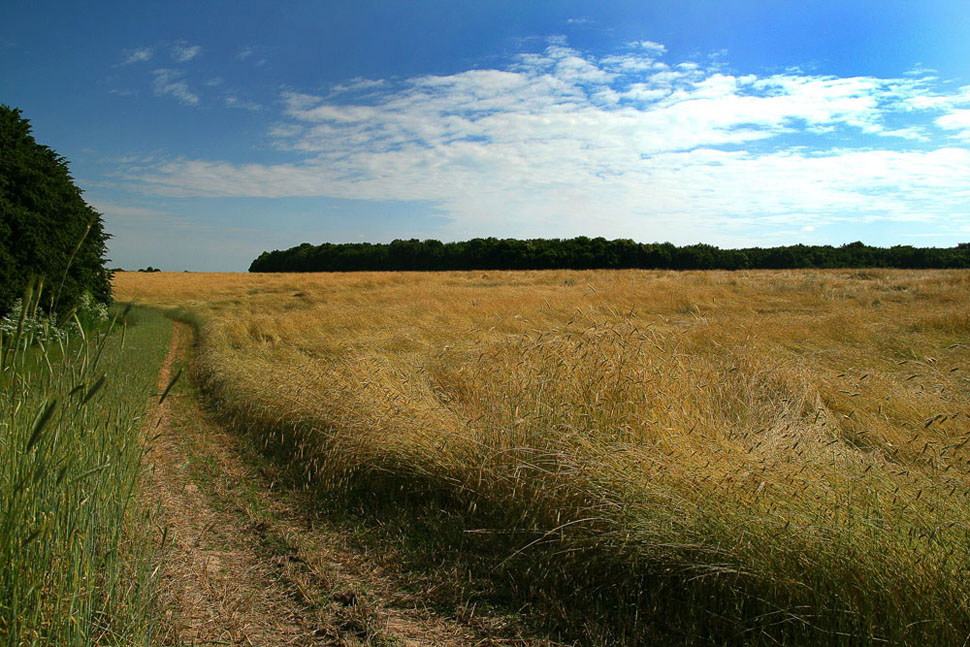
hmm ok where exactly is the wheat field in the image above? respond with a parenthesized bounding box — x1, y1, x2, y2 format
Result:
(115, 269, 970, 644)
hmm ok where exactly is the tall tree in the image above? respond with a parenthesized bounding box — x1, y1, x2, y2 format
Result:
(0, 105, 111, 317)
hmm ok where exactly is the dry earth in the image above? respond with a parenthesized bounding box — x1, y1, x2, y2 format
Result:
(144, 321, 551, 646)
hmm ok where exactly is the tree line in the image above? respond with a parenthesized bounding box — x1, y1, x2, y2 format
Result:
(250, 238, 970, 273)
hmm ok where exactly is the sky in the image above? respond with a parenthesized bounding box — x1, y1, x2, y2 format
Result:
(2, 1, 970, 271)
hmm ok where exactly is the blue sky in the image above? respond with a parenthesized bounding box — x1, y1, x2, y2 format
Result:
(2, 1, 970, 271)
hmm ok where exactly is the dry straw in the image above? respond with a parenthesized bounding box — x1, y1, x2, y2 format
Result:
(116, 268, 970, 644)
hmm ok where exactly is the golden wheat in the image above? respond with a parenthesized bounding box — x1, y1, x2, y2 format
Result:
(115, 269, 970, 644)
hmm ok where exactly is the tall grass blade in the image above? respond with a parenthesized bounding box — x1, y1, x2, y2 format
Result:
(26, 399, 58, 451)
(81, 375, 107, 405)
(52, 213, 95, 313)
(158, 367, 181, 404)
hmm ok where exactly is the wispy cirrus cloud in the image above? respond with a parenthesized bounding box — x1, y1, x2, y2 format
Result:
(235, 45, 267, 66)
(121, 40, 970, 243)
(225, 95, 261, 111)
(122, 47, 153, 64)
(171, 41, 202, 62)
(151, 68, 199, 105)
(329, 77, 387, 95)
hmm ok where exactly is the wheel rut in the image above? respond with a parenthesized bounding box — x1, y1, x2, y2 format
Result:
(144, 321, 546, 646)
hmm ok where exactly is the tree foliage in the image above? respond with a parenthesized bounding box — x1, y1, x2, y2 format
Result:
(250, 237, 970, 273)
(0, 105, 111, 317)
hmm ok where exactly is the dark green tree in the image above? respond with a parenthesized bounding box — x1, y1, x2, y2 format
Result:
(250, 237, 970, 273)
(0, 105, 111, 317)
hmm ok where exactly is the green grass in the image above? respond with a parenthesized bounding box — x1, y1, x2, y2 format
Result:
(0, 298, 171, 646)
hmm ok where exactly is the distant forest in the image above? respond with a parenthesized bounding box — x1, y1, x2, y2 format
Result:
(249, 238, 970, 273)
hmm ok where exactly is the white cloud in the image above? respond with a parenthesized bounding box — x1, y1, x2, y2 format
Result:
(937, 109, 970, 141)
(122, 42, 970, 242)
(630, 40, 667, 56)
(89, 200, 169, 220)
(122, 47, 153, 64)
(225, 96, 262, 111)
(171, 42, 202, 62)
(151, 69, 199, 105)
(267, 122, 304, 138)
(330, 77, 387, 95)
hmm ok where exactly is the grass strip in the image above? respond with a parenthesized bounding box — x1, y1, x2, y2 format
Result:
(0, 302, 171, 646)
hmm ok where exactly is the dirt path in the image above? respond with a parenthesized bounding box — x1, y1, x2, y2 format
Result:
(144, 321, 548, 646)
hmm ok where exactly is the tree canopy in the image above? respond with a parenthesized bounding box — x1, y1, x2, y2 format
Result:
(250, 237, 970, 273)
(0, 105, 111, 317)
